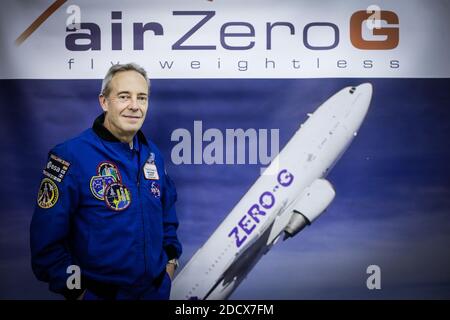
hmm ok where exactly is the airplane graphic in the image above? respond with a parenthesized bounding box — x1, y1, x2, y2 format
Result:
(171, 83, 373, 300)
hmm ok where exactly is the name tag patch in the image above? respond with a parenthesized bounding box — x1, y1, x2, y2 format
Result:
(143, 153, 159, 180)
(143, 163, 159, 180)
(43, 154, 70, 183)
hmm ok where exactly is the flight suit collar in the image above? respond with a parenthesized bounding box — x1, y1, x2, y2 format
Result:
(93, 113, 149, 148)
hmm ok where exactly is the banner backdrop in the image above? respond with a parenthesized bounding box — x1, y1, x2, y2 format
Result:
(0, 0, 449, 299)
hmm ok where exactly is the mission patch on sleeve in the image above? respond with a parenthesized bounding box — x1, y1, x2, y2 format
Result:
(37, 178, 59, 209)
(43, 154, 71, 183)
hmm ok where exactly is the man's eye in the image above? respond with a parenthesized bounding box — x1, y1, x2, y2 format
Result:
(138, 96, 148, 101)
(119, 95, 130, 100)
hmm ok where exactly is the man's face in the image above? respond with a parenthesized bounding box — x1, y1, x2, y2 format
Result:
(99, 70, 149, 139)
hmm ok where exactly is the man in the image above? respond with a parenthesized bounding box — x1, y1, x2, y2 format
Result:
(30, 63, 182, 300)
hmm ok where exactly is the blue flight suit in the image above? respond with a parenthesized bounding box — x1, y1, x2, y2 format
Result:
(30, 114, 182, 300)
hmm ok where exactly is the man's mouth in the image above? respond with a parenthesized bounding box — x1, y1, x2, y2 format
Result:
(122, 115, 141, 119)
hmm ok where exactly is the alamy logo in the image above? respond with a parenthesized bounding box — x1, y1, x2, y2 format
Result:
(66, 265, 81, 290)
(171, 121, 279, 170)
(366, 264, 381, 290)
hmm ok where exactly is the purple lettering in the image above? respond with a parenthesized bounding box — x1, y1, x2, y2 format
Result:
(278, 169, 294, 187)
(228, 226, 247, 248)
(259, 191, 275, 209)
(238, 215, 256, 235)
(247, 204, 266, 223)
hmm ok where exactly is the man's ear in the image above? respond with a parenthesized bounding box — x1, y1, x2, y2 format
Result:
(99, 95, 108, 112)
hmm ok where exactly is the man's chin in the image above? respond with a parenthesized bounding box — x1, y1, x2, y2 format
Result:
(123, 117, 143, 127)
(120, 123, 143, 135)
(125, 126, 142, 134)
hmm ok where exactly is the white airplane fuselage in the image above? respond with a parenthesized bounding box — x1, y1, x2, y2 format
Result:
(171, 83, 373, 300)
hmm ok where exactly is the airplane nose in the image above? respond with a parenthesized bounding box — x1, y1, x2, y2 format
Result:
(356, 83, 373, 115)
(357, 83, 373, 97)
(347, 83, 372, 129)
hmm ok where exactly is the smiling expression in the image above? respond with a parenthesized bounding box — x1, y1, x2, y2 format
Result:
(99, 70, 149, 142)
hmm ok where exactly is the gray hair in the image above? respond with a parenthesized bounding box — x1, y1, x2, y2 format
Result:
(100, 63, 150, 97)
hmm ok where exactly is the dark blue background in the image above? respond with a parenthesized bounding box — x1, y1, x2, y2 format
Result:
(1, 78, 449, 299)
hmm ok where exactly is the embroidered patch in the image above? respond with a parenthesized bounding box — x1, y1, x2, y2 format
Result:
(104, 183, 131, 211)
(150, 182, 161, 199)
(43, 154, 70, 183)
(37, 178, 59, 209)
(97, 161, 121, 182)
(90, 175, 116, 200)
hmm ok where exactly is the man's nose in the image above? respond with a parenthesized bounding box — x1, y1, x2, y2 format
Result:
(128, 97, 139, 110)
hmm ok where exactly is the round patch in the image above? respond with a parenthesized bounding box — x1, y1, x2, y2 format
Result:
(104, 183, 131, 211)
(37, 178, 59, 209)
(90, 175, 116, 200)
(97, 161, 121, 182)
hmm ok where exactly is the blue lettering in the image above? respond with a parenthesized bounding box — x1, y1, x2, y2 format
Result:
(220, 22, 255, 50)
(303, 22, 339, 50)
(65, 23, 101, 51)
(172, 11, 216, 50)
(266, 22, 295, 50)
(111, 11, 122, 50)
(133, 22, 164, 50)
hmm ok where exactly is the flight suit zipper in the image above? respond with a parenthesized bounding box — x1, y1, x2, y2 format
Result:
(135, 149, 149, 281)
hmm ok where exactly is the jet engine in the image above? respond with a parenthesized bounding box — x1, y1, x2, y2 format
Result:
(284, 179, 335, 238)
